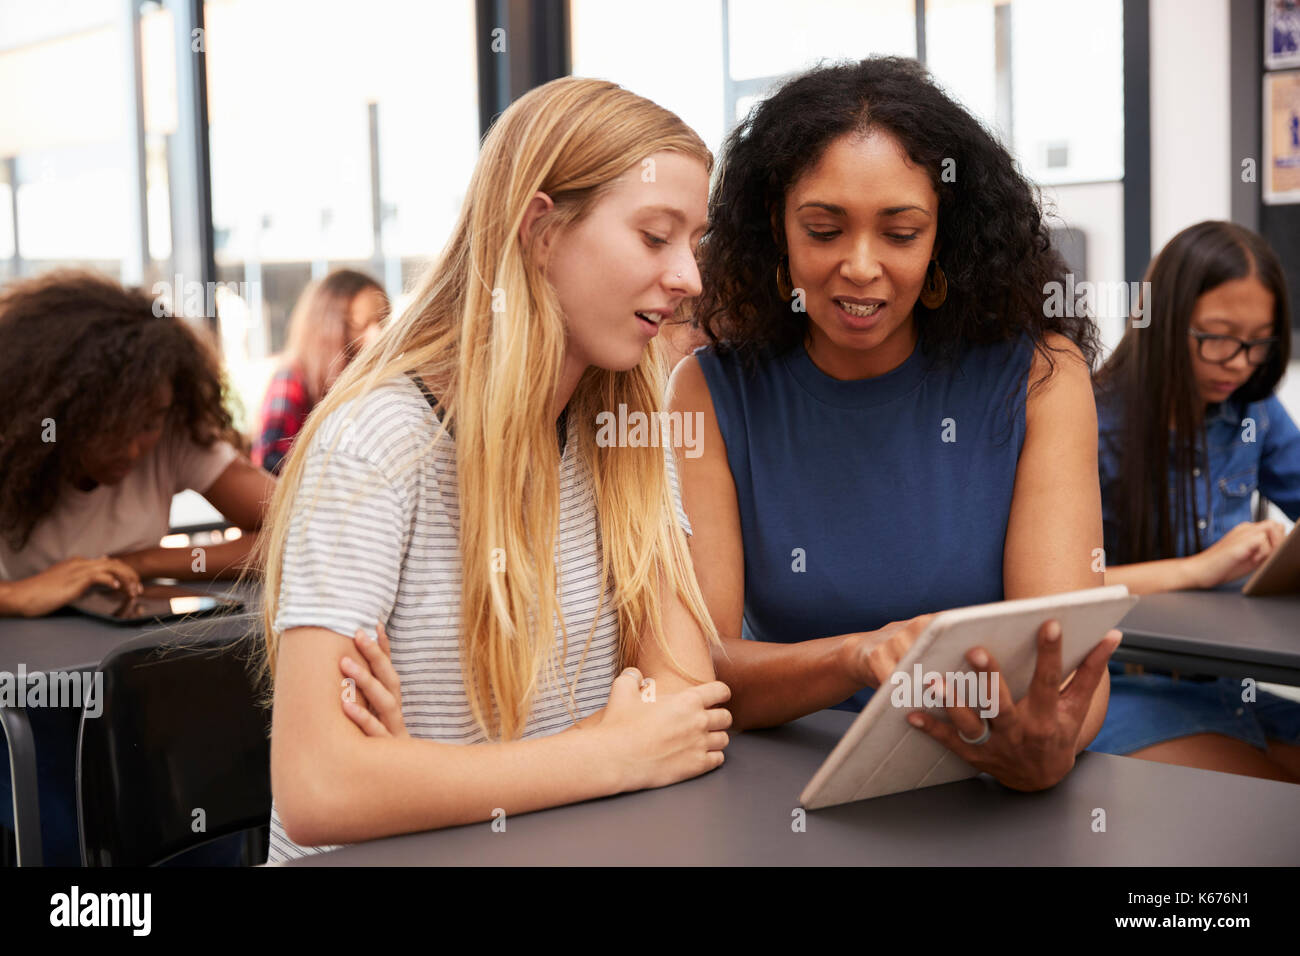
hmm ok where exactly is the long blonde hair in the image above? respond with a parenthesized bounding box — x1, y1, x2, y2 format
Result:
(259, 77, 720, 740)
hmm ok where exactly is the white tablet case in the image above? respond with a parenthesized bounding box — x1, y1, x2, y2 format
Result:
(800, 585, 1139, 810)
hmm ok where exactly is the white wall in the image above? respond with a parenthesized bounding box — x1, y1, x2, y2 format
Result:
(1149, 0, 1298, 445)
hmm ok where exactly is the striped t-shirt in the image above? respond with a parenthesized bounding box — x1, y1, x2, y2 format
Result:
(267, 374, 692, 862)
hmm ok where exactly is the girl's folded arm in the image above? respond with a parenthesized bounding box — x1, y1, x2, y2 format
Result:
(629, 569, 719, 696)
(272, 625, 623, 846)
(559, 582, 719, 732)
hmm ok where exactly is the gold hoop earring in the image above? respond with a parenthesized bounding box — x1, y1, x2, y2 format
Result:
(776, 255, 793, 300)
(920, 259, 948, 309)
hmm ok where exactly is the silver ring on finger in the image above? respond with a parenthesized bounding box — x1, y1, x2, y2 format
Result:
(957, 717, 991, 746)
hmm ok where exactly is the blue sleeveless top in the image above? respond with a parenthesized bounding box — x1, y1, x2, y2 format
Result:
(696, 333, 1035, 712)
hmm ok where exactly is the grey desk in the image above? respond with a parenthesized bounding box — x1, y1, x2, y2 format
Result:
(1, 582, 259, 866)
(1115, 591, 1300, 685)
(280, 709, 1300, 866)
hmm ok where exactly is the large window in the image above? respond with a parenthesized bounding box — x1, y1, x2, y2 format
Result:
(1, 0, 1131, 421)
(573, 0, 1127, 348)
(203, 0, 479, 422)
(927, 0, 1127, 348)
(572, 0, 916, 157)
(0, 0, 177, 286)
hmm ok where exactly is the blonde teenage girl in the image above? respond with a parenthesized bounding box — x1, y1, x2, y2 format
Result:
(261, 77, 730, 860)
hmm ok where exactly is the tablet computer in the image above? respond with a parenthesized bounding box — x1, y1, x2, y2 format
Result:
(1242, 521, 1300, 596)
(800, 585, 1138, 810)
(70, 583, 244, 625)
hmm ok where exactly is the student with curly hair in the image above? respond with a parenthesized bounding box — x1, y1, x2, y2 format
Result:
(668, 56, 1121, 792)
(0, 270, 274, 863)
(0, 270, 273, 616)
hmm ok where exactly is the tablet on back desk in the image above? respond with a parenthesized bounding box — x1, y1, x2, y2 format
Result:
(800, 585, 1138, 810)
(70, 583, 243, 625)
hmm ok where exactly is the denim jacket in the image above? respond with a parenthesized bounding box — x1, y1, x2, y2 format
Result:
(1098, 392, 1300, 560)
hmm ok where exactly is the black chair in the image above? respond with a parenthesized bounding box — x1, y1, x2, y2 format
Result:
(1, 703, 44, 866)
(77, 622, 271, 866)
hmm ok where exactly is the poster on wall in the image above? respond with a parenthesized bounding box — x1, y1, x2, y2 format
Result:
(1268, 0, 1300, 69)
(1264, 70, 1300, 203)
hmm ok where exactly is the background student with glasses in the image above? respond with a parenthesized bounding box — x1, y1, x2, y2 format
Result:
(1090, 220, 1300, 782)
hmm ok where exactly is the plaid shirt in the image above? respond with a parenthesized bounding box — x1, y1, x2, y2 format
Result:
(253, 365, 314, 475)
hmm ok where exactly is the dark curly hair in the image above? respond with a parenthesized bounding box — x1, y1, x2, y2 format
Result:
(0, 269, 241, 551)
(693, 56, 1099, 379)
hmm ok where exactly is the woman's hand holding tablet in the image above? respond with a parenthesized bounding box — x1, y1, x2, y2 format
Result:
(905, 619, 1122, 792)
(842, 614, 938, 689)
(801, 586, 1138, 809)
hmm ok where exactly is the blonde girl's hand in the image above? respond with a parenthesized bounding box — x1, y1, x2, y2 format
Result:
(597, 666, 732, 792)
(339, 619, 409, 738)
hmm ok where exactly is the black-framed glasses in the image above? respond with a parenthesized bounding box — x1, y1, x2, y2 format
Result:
(1188, 329, 1278, 366)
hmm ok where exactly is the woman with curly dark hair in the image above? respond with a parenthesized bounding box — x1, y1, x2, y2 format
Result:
(0, 270, 274, 618)
(668, 56, 1120, 792)
(0, 269, 275, 863)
